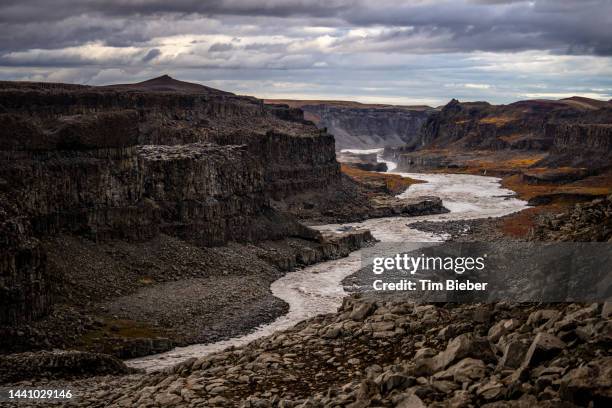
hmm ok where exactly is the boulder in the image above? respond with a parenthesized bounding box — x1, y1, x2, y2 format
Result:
(522, 333, 566, 367)
(430, 333, 494, 372)
(397, 393, 427, 408)
(559, 356, 612, 407)
(434, 358, 486, 383)
(498, 341, 530, 370)
(350, 302, 375, 321)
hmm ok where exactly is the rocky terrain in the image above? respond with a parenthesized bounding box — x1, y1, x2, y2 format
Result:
(529, 195, 612, 242)
(1, 79, 610, 405)
(10, 297, 609, 407)
(397, 97, 612, 155)
(3, 180, 609, 408)
(387, 97, 612, 171)
(265, 100, 434, 150)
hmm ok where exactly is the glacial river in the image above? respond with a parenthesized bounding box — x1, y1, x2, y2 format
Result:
(127, 152, 527, 371)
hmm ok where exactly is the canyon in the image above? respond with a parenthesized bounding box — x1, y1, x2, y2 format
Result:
(265, 100, 434, 150)
(0, 76, 444, 359)
(0, 77, 610, 407)
(382, 97, 612, 207)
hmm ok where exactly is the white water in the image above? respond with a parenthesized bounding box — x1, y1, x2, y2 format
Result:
(127, 151, 527, 371)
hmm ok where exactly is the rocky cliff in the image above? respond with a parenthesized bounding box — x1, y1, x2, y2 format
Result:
(392, 97, 612, 174)
(0, 76, 344, 330)
(540, 124, 612, 169)
(265, 100, 434, 150)
(415, 98, 610, 152)
(0, 78, 342, 200)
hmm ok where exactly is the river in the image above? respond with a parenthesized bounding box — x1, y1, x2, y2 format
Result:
(127, 155, 527, 371)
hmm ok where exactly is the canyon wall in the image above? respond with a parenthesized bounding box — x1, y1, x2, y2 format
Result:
(0, 80, 341, 200)
(393, 97, 612, 172)
(540, 124, 612, 169)
(210, 130, 340, 198)
(413, 98, 612, 152)
(0, 78, 340, 325)
(265, 100, 434, 150)
(305, 105, 432, 150)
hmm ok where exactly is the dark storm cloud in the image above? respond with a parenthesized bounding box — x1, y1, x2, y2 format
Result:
(0, 0, 350, 23)
(0, 1, 610, 104)
(0, 0, 611, 55)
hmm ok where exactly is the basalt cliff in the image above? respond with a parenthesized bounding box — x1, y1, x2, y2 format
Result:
(0, 76, 445, 359)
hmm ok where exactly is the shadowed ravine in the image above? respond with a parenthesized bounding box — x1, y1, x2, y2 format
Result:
(127, 156, 527, 371)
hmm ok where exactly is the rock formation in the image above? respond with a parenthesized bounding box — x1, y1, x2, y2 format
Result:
(0, 77, 338, 327)
(539, 124, 612, 169)
(391, 97, 612, 173)
(265, 100, 434, 150)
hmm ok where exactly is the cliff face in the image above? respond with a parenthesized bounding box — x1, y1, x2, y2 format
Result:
(0, 77, 341, 326)
(210, 130, 340, 198)
(0, 211, 47, 326)
(416, 99, 592, 151)
(306, 105, 432, 150)
(541, 124, 612, 169)
(393, 97, 612, 173)
(264, 100, 434, 150)
(0, 79, 341, 201)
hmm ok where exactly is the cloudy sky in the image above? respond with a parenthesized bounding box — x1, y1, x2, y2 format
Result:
(1, 0, 611, 105)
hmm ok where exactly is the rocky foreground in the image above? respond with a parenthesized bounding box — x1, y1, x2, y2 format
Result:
(6, 297, 610, 407)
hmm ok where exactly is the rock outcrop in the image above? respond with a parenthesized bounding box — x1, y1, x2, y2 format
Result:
(0, 350, 131, 383)
(416, 98, 612, 152)
(540, 124, 612, 169)
(530, 195, 612, 242)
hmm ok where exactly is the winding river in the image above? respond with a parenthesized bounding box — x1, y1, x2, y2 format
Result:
(127, 153, 527, 371)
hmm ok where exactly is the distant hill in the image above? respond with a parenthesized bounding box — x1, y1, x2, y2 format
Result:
(103, 75, 233, 95)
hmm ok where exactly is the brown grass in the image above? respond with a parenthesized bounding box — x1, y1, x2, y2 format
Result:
(479, 116, 515, 126)
(499, 205, 564, 238)
(502, 171, 612, 202)
(78, 318, 165, 351)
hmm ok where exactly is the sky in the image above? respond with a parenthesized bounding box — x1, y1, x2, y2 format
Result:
(1, 0, 611, 106)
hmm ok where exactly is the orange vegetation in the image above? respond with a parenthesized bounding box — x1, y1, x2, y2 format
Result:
(502, 171, 612, 202)
(499, 205, 564, 238)
(417, 149, 610, 206)
(479, 116, 516, 126)
(341, 164, 425, 195)
(455, 152, 547, 176)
